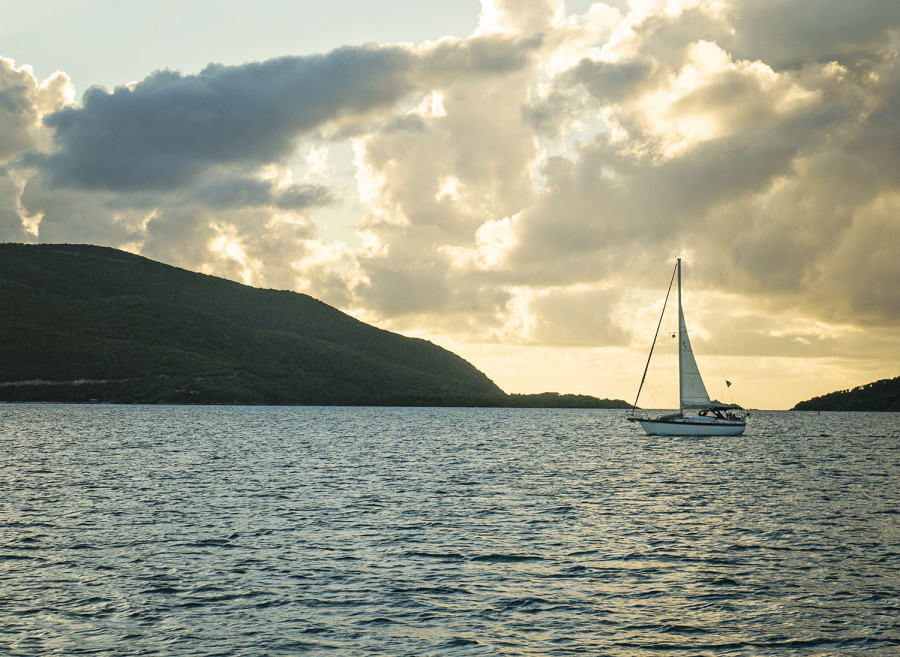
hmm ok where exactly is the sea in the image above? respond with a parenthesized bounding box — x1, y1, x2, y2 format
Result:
(1, 404, 898, 656)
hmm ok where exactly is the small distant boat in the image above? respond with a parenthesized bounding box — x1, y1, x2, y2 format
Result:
(627, 258, 747, 436)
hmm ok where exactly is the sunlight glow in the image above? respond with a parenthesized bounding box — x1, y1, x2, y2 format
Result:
(441, 213, 519, 271)
(634, 41, 821, 158)
(435, 176, 460, 202)
(209, 226, 256, 286)
(304, 145, 333, 179)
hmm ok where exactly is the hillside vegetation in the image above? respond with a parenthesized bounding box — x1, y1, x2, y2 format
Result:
(0, 243, 628, 408)
(792, 376, 900, 411)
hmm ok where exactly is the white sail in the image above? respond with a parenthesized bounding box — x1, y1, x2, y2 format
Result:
(678, 303, 712, 410)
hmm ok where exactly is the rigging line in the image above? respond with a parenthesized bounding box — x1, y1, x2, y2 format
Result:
(631, 261, 678, 413)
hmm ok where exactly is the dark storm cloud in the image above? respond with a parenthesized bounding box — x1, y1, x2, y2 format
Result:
(36, 35, 540, 194)
(569, 56, 659, 105)
(525, 55, 662, 137)
(188, 175, 335, 211)
(273, 183, 335, 211)
(728, 0, 900, 69)
(421, 32, 542, 75)
(39, 47, 416, 191)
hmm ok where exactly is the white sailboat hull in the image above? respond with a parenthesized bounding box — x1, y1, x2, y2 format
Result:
(633, 416, 746, 436)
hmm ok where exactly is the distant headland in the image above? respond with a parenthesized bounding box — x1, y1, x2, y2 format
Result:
(0, 243, 629, 409)
(792, 376, 900, 412)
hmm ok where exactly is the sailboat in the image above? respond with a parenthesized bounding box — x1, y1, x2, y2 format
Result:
(627, 258, 747, 436)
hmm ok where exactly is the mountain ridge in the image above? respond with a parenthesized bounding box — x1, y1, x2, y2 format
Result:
(791, 376, 900, 412)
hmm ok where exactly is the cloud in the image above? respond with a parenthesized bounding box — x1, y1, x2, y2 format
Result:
(0, 171, 30, 242)
(38, 48, 418, 192)
(186, 174, 334, 212)
(0, 57, 73, 163)
(0, 57, 73, 240)
(727, 0, 900, 69)
(349, 49, 543, 324)
(37, 34, 541, 194)
(498, 283, 630, 347)
(813, 192, 900, 324)
(477, 0, 561, 35)
(495, 2, 900, 327)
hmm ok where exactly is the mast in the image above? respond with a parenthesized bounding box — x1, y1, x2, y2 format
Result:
(677, 257, 683, 415)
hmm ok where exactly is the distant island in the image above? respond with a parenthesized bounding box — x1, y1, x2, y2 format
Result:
(792, 376, 900, 412)
(0, 243, 629, 408)
(504, 392, 627, 408)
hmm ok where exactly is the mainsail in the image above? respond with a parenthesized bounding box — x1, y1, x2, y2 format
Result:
(678, 302, 712, 409)
(677, 260, 735, 411)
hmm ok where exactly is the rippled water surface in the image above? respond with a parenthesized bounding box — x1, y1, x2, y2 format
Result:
(1, 405, 898, 655)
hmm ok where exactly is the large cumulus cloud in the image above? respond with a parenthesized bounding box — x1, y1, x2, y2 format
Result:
(38, 34, 538, 192)
(39, 48, 415, 192)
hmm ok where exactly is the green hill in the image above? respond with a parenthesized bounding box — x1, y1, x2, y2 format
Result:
(0, 243, 509, 405)
(0, 243, 629, 407)
(792, 376, 900, 411)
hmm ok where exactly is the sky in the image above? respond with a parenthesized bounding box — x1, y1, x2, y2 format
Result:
(2, 0, 899, 410)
